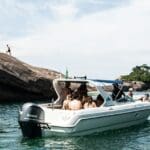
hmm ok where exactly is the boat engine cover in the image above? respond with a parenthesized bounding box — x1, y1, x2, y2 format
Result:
(19, 103, 45, 138)
(19, 103, 44, 123)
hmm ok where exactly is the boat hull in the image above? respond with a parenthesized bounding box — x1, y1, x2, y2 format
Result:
(43, 107, 150, 137)
(19, 102, 150, 137)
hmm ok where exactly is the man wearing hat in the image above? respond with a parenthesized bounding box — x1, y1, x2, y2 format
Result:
(128, 88, 133, 98)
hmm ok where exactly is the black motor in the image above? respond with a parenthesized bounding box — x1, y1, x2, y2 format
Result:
(18, 103, 44, 138)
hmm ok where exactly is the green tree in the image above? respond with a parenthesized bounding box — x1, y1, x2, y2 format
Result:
(121, 64, 150, 82)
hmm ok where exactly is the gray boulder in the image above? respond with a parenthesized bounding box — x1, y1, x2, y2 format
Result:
(0, 53, 62, 102)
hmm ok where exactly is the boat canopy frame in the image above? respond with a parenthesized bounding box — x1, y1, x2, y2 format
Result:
(53, 78, 115, 106)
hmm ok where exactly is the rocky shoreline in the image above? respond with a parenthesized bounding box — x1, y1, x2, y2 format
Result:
(0, 53, 149, 102)
(123, 81, 150, 92)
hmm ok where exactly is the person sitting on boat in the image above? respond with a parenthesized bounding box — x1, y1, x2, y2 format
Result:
(77, 83, 88, 97)
(83, 96, 96, 109)
(139, 93, 150, 102)
(112, 83, 125, 100)
(68, 91, 82, 110)
(96, 94, 104, 107)
(60, 82, 72, 103)
(81, 95, 88, 105)
(128, 88, 133, 98)
(62, 94, 72, 110)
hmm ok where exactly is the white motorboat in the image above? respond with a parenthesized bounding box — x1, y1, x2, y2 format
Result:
(18, 78, 150, 138)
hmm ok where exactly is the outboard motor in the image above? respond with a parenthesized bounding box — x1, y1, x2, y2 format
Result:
(18, 103, 44, 138)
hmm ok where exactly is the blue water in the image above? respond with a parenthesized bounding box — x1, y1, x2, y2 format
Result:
(0, 101, 150, 150)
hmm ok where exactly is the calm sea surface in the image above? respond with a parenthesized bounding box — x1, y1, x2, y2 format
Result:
(0, 93, 150, 150)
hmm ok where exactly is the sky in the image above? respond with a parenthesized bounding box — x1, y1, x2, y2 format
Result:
(0, 0, 150, 79)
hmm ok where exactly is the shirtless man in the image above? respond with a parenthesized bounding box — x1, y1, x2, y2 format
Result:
(68, 92, 82, 110)
(62, 94, 72, 110)
(77, 83, 88, 97)
(60, 82, 72, 104)
(140, 94, 150, 102)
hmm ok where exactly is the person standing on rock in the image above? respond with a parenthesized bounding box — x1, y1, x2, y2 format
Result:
(6, 44, 11, 55)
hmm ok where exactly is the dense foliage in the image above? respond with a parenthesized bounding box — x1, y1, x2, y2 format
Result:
(121, 64, 150, 82)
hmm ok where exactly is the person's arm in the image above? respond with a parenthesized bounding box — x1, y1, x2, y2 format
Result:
(92, 102, 97, 107)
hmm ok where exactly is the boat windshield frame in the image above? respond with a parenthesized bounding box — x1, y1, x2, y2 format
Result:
(53, 78, 114, 106)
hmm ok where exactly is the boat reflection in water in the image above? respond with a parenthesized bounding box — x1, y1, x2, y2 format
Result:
(18, 78, 150, 138)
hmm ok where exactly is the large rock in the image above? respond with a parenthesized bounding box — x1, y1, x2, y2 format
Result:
(0, 53, 62, 102)
(123, 81, 150, 91)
